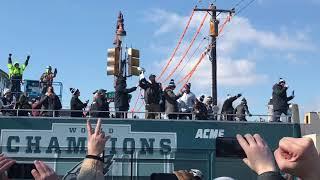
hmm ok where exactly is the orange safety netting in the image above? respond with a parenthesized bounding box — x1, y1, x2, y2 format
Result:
(157, 9, 196, 81)
(162, 12, 209, 83)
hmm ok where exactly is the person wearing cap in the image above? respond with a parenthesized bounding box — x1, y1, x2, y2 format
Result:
(40, 66, 57, 95)
(139, 73, 162, 119)
(221, 93, 242, 121)
(193, 98, 208, 120)
(38, 86, 62, 117)
(90, 89, 110, 118)
(164, 79, 183, 119)
(178, 83, 196, 120)
(234, 97, 252, 121)
(1, 88, 16, 116)
(272, 78, 294, 122)
(70, 88, 89, 117)
(115, 76, 137, 118)
(7, 53, 30, 96)
(205, 96, 215, 120)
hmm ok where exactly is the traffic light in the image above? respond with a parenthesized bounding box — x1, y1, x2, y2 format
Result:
(128, 48, 140, 76)
(107, 48, 120, 76)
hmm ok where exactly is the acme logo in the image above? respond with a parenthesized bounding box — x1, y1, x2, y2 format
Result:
(195, 129, 224, 139)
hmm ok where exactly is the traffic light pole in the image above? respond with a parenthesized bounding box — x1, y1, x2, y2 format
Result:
(194, 5, 235, 106)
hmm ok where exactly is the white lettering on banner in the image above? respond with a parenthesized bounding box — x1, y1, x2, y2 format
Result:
(0, 123, 177, 158)
(195, 129, 225, 139)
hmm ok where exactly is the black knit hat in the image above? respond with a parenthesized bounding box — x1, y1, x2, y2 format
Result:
(70, 88, 79, 95)
(168, 79, 176, 87)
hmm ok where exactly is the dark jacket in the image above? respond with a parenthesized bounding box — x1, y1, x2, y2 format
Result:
(70, 96, 87, 117)
(164, 88, 182, 113)
(1, 96, 16, 116)
(193, 101, 208, 120)
(257, 171, 285, 180)
(139, 78, 162, 105)
(39, 94, 62, 117)
(15, 95, 31, 116)
(221, 96, 239, 114)
(114, 77, 137, 110)
(272, 84, 294, 111)
(90, 97, 110, 118)
(234, 103, 250, 120)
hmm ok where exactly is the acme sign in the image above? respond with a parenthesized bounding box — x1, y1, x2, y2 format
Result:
(0, 123, 177, 158)
(195, 129, 225, 139)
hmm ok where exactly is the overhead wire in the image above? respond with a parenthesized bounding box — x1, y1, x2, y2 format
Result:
(157, 9, 196, 81)
(162, 12, 209, 83)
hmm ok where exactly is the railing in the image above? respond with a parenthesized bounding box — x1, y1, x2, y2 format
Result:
(6, 79, 63, 100)
(0, 108, 294, 123)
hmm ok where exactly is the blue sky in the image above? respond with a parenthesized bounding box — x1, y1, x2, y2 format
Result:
(0, 0, 319, 118)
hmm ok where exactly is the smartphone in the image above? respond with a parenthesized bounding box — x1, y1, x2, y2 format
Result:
(150, 173, 178, 180)
(7, 163, 36, 179)
(216, 137, 246, 159)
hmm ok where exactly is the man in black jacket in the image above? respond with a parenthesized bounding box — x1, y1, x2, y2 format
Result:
(115, 76, 137, 118)
(221, 94, 242, 121)
(272, 78, 294, 122)
(70, 88, 88, 117)
(39, 86, 62, 117)
(139, 74, 162, 119)
(234, 98, 252, 121)
(90, 89, 110, 118)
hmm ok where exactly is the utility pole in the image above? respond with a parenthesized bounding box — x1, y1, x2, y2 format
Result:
(194, 5, 235, 105)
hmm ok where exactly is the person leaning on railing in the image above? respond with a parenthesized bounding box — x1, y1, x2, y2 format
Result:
(38, 86, 62, 117)
(15, 93, 32, 116)
(7, 53, 29, 96)
(1, 88, 16, 116)
(70, 88, 89, 117)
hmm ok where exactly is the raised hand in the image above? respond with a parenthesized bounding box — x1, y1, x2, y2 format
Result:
(0, 154, 15, 174)
(86, 118, 110, 156)
(274, 137, 320, 180)
(237, 134, 277, 175)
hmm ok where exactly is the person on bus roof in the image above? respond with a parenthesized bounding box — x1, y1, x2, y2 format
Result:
(164, 79, 183, 119)
(90, 89, 109, 118)
(221, 93, 242, 121)
(139, 72, 163, 119)
(70, 88, 88, 118)
(7, 53, 30, 97)
(272, 78, 294, 122)
(1, 88, 16, 116)
(38, 86, 62, 117)
(178, 83, 196, 120)
(114, 76, 137, 118)
(40, 66, 57, 95)
(234, 98, 252, 121)
(15, 93, 32, 116)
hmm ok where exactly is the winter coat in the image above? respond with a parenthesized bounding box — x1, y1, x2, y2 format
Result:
(114, 77, 137, 110)
(234, 103, 250, 119)
(163, 88, 182, 113)
(272, 84, 294, 111)
(221, 96, 239, 114)
(1, 96, 16, 116)
(178, 92, 196, 112)
(193, 101, 208, 120)
(90, 97, 110, 118)
(70, 96, 87, 117)
(77, 158, 104, 180)
(39, 94, 62, 117)
(139, 78, 162, 105)
(15, 95, 31, 116)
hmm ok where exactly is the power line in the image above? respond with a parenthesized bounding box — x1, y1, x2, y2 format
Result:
(236, 0, 257, 15)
